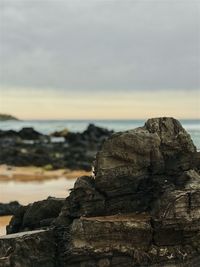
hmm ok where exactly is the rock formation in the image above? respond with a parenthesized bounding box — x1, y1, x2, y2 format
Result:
(0, 230, 55, 267)
(1, 117, 200, 267)
(0, 202, 22, 216)
(0, 124, 113, 170)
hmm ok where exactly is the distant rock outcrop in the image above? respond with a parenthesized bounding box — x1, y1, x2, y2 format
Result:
(0, 114, 19, 121)
(0, 124, 113, 171)
(1, 117, 200, 267)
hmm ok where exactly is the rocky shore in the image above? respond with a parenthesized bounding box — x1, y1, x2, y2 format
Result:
(0, 124, 113, 171)
(0, 117, 200, 267)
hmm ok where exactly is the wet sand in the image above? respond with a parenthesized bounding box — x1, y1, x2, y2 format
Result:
(0, 165, 91, 182)
(0, 216, 12, 236)
(0, 165, 91, 204)
(0, 165, 91, 236)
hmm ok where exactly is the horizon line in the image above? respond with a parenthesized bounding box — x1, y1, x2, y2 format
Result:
(10, 117, 200, 121)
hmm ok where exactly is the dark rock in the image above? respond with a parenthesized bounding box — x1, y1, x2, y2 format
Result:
(22, 197, 65, 230)
(6, 206, 27, 235)
(18, 127, 43, 140)
(0, 201, 22, 216)
(0, 230, 55, 267)
(94, 117, 196, 201)
(60, 117, 200, 266)
(68, 176, 105, 217)
(194, 152, 200, 171)
(83, 123, 114, 139)
(7, 197, 65, 233)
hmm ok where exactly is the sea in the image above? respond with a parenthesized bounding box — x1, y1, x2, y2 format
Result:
(0, 119, 200, 150)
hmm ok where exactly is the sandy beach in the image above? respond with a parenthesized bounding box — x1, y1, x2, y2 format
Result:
(0, 216, 12, 236)
(0, 165, 91, 182)
(0, 165, 91, 204)
(0, 165, 91, 236)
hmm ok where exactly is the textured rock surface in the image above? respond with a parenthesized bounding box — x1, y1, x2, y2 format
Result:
(7, 197, 65, 234)
(2, 117, 200, 267)
(95, 117, 196, 197)
(0, 230, 55, 267)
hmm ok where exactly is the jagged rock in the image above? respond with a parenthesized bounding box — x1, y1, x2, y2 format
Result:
(60, 118, 200, 266)
(65, 124, 113, 150)
(68, 176, 105, 217)
(83, 123, 114, 140)
(0, 230, 55, 267)
(66, 214, 200, 267)
(94, 117, 196, 200)
(3, 117, 200, 267)
(0, 124, 113, 170)
(7, 197, 65, 234)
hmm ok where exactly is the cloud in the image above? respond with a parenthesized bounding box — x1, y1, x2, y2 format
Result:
(0, 0, 199, 92)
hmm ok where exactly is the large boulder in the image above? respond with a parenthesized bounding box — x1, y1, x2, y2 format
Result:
(7, 197, 65, 234)
(18, 127, 43, 140)
(60, 117, 200, 266)
(94, 117, 196, 199)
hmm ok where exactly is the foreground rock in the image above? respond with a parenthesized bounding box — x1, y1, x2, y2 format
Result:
(0, 230, 55, 267)
(1, 117, 200, 267)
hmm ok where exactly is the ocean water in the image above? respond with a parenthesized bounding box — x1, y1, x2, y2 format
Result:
(0, 119, 199, 150)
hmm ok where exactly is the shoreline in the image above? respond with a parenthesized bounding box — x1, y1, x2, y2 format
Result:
(0, 216, 12, 236)
(0, 165, 92, 182)
(0, 165, 91, 205)
(0, 165, 92, 235)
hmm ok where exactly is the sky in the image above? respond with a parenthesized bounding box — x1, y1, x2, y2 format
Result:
(0, 0, 199, 119)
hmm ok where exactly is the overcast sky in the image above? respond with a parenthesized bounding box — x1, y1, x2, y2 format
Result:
(0, 0, 199, 119)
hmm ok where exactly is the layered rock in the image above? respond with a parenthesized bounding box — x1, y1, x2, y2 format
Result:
(7, 197, 65, 234)
(95, 117, 195, 197)
(0, 230, 55, 267)
(1, 117, 200, 267)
